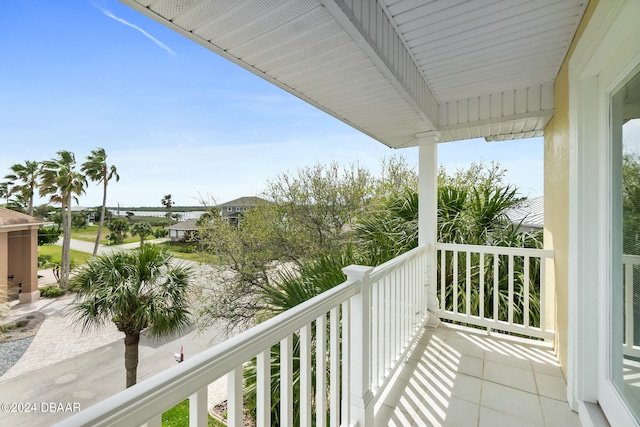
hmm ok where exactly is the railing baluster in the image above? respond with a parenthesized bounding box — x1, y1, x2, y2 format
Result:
(329, 306, 340, 427)
(389, 275, 395, 361)
(385, 276, 391, 373)
(524, 256, 530, 329)
(316, 315, 327, 427)
(440, 249, 446, 314)
(493, 253, 499, 322)
(408, 260, 412, 332)
(626, 261, 634, 349)
(256, 349, 271, 427)
(540, 256, 547, 333)
(300, 324, 312, 426)
(395, 269, 401, 358)
(280, 335, 293, 427)
(453, 250, 459, 314)
(466, 251, 471, 316)
(227, 366, 243, 427)
(371, 279, 379, 390)
(341, 302, 351, 425)
(508, 254, 514, 324)
(480, 251, 485, 320)
(189, 387, 208, 427)
(398, 268, 403, 356)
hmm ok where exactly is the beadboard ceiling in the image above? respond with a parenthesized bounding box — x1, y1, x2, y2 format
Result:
(119, 0, 587, 147)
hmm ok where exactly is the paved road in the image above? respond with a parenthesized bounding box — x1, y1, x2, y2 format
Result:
(0, 239, 230, 426)
(55, 236, 170, 254)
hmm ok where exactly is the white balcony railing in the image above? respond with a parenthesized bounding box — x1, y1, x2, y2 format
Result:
(436, 243, 554, 340)
(55, 245, 431, 427)
(624, 254, 640, 358)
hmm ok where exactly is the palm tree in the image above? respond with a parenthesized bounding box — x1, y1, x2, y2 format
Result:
(4, 160, 40, 215)
(131, 222, 153, 246)
(161, 194, 174, 223)
(0, 181, 10, 206)
(39, 151, 87, 291)
(72, 245, 193, 388)
(81, 148, 119, 256)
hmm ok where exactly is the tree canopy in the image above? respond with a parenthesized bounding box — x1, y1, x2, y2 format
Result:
(72, 245, 193, 388)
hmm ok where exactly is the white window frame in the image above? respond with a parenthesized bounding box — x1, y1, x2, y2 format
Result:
(568, 1, 640, 425)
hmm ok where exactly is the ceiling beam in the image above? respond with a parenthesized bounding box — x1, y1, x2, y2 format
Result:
(320, 0, 439, 130)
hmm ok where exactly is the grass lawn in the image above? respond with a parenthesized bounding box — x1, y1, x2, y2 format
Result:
(71, 225, 165, 245)
(40, 236, 207, 264)
(38, 244, 92, 267)
(154, 243, 208, 263)
(70, 225, 109, 244)
(162, 399, 226, 427)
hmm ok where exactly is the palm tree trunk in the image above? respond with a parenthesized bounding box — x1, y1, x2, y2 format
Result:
(94, 181, 108, 256)
(28, 182, 34, 217)
(60, 195, 72, 291)
(124, 332, 140, 388)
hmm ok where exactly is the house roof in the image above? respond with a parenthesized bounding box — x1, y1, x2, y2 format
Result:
(119, 0, 587, 147)
(505, 196, 544, 229)
(217, 196, 268, 208)
(0, 207, 49, 228)
(167, 218, 199, 231)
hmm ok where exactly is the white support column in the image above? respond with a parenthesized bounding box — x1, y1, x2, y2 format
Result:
(343, 265, 375, 427)
(417, 131, 441, 328)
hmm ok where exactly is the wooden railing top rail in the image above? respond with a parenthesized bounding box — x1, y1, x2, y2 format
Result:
(437, 242, 554, 257)
(367, 244, 429, 283)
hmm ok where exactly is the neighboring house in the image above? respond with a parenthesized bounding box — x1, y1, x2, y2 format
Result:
(0, 207, 50, 303)
(505, 196, 544, 233)
(70, 205, 96, 226)
(61, 1, 640, 426)
(167, 218, 198, 242)
(216, 196, 268, 225)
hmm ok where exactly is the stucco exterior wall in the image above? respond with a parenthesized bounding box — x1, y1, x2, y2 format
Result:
(4, 228, 40, 303)
(543, 0, 599, 377)
(0, 232, 7, 303)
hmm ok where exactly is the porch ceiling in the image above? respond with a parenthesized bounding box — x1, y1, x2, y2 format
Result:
(120, 0, 587, 147)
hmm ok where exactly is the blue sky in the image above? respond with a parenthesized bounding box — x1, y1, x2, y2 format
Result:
(0, 0, 543, 208)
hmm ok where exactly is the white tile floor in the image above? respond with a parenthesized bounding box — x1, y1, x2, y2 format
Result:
(374, 323, 580, 427)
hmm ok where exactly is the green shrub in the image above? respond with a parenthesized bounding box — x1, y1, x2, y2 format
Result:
(38, 254, 55, 268)
(154, 228, 169, 238)
(38, 227, 62, 245)
(40, 285, 65, 298)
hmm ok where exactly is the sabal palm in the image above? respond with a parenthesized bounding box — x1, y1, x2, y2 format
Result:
(161, 194, 176, 224)
(81, 148, 119, 256)
(131, 222, 153, 245)
(39, 151, 86, 291)
(0, 182, 10, 205)
(4, 160, 40, 215)
(72, 245, 193, 388)
(354, 186, 418, 264)
(245, 249, 356, 425)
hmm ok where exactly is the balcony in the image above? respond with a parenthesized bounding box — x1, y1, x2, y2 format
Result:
(56, 243, 576, 426)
